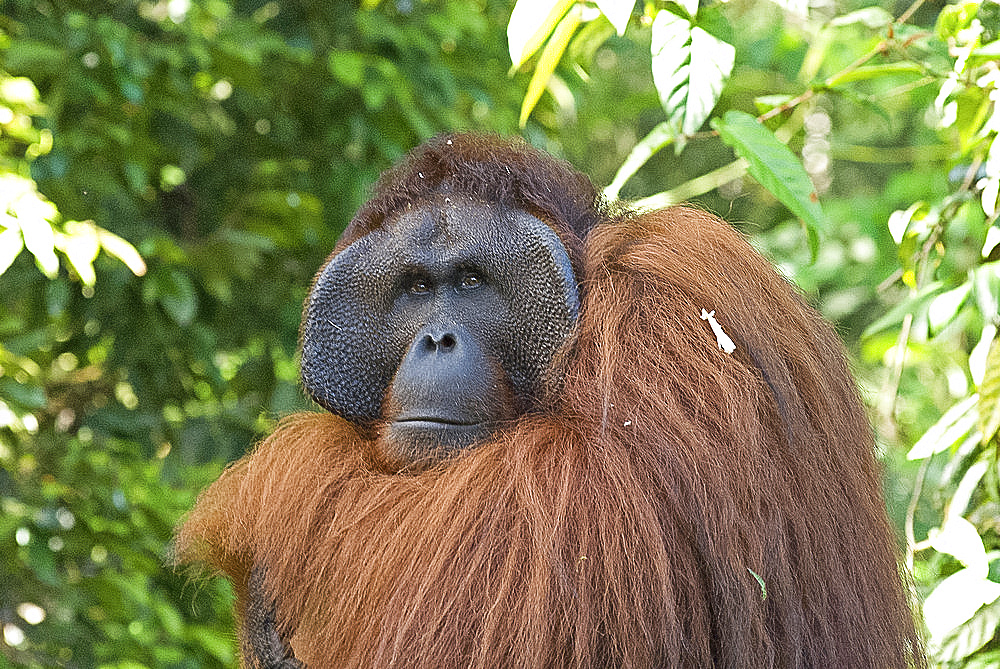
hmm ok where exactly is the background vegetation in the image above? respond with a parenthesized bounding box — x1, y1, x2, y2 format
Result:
(0, 0, 997, 666)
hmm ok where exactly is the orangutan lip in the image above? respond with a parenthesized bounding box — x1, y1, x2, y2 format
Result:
(394, 417, 480, 428)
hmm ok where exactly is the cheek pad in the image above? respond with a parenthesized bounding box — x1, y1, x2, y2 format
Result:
(300, 230, 404, 423)
(300, 211, 580, 424)
(494, 212, 579, 400)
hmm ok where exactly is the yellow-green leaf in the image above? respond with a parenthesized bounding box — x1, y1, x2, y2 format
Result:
(507, 0, 575, 70)
(519, 6, 582, 128)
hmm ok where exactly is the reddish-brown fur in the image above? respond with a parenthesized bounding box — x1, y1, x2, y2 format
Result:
(177, 206, 924, 667)
(176, 135, 923, 666)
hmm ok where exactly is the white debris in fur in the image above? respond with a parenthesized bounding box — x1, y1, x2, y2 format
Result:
(700, 309, 736, 354)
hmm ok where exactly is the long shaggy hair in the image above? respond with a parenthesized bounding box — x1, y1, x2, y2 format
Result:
(175, 137, 924, 668)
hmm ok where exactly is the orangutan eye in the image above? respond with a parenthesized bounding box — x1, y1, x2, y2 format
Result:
(408, 279, 431, 295)
(459, 273, 481, 290)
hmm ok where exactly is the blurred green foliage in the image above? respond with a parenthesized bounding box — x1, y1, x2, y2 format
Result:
(1, 0, 998, 666)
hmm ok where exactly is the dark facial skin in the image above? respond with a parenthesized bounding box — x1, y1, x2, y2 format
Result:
(299, 195, 579, 469)
(384, 322, 515, 467)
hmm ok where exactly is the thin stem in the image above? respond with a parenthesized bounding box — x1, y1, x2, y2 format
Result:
(897, 0, 927, 27)
(905, 456, 932, 570)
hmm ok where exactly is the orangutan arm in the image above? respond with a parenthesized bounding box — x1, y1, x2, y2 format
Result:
(242, 565, 302, 669)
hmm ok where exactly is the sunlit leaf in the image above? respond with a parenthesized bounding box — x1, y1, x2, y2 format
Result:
(711, 111, 826, 252)
(519, 6, 582, 127)
(935, 1, 981, 41)
(930, 515, 989, 574)
(973, 41, 1000, 57)
(604, 122, 678, 199)
(754, 94, 794, 115)
(96, 227, 147, 277)
(923, 568, 1000, 648)
(950, 461, 990, 529)
(829, 6, 893, 28)
(768, 0, 808, 14)
(595, 0, 634, 35)
(983, 226, 1000, 258)
(978, 335, 1000, 443)
(0, 223, 25, 275)
(907, 393, 979, 460)
(507, 0, 575, 69)
(887, 202, 928, 244)
(934, 598, 1000, 663)
(928, 282, 971, 334)
(983, 136, 1000, 217)
(677, 0, 699, 17)
(651, 11, 735, 143)
(0, 76, 42, 106)
(18, 210, 59, 279)
(58, 221, 101, 287)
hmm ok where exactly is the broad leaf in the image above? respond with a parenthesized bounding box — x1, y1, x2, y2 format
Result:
(927, 282, 971, 334)
(935, 598, 1000, 663)
(518, 6, 582, 127)
(595, 0, 634, 35)
(923, 568, 1000, 649)
(862, 280, 943, 338)
(0, 224, 24, 276)
(906, 393, 979, 460)
(930, 515, 989, 574)
(711, 110, 826, 251)
(507, 0, 575, 69)
(650, 11, 734, 143)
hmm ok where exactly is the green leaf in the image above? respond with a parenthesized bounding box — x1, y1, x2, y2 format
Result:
(930, 515, 989, 574)
(328, 51, 366, 87)
(935, 1, 981, 41)
(595, 0, 634, 35)
(747, 567, 767, 600)
(519, 6, 581, 127)
(825, 63, 924, 88)
(604, 122, 678, 200)
(962, 649, 1000, 669)
(568, 14, 616, 65)
(507, 0, 575, 69)
(907, 393, 979, 460)
(711, 111, 827, 250)
(0, 376, 46, 410)
(96, 227, 147, 277)
(58, 221, 101, 287)
(828, 6, 894, 28)
(651, 11, 735, 144)
(934, 594, 1000, 662)
(924, 568, 1000, 651)
(0, 224, 25, 276)
(153, 269, 199, 327)
(978, 335, 1000, 443)
(927, 282, 972, 334)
